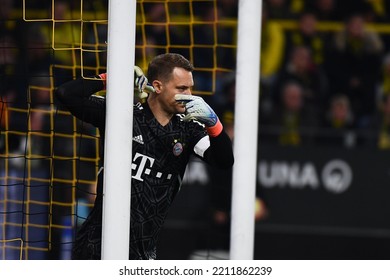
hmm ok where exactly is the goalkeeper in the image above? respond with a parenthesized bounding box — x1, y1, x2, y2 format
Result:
(55, 53, 234, 260)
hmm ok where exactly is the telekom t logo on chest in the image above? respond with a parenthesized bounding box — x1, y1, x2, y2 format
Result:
(131, 152, 173, 182)
(132, 152, 155, 181)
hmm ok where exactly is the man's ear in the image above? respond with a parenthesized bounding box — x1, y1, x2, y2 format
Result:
(152, 80, 162, 94)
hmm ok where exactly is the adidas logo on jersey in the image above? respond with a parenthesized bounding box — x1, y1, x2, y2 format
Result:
(133, 135, 144, 144)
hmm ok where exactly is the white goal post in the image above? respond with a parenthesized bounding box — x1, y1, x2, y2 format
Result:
(230, 0, 262, 260)
(101, 0, 137, 260)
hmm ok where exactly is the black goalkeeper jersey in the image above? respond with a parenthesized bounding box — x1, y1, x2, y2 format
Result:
(55, 77, 234, 260)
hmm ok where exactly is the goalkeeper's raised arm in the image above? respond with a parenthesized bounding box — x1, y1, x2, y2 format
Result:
(174, 93, 233, 168)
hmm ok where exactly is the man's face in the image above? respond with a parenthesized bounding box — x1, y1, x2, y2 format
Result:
(283, 84, 303, 112)
(159, 67, 194, 114)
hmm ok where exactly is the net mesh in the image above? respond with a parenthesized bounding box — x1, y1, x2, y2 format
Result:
(0, 0, 237, 259)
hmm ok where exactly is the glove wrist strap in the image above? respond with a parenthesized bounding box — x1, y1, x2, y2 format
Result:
(98, 73, 107, 89)
(206, 119, 223, 137)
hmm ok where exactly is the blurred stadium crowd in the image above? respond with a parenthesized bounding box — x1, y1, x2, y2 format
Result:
(256, 0, 390, 150)
(2, 0, 390, 152)
(211, 0, 390, 151)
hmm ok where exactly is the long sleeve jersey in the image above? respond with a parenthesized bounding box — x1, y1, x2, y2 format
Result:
(55, 77, 234, 259)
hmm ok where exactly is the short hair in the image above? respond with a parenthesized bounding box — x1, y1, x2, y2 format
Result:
(147, 53, 194, 83)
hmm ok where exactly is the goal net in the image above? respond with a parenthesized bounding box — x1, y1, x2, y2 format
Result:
(0, 0, 237, 259)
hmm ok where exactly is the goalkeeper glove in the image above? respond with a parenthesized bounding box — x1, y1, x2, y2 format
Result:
(134, 66, 149, 100)
(98, 67, 155, 101)
(175, 94, 223, 137)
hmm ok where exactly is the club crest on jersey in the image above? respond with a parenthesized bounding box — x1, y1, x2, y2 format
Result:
(172, 141, 183, 156)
